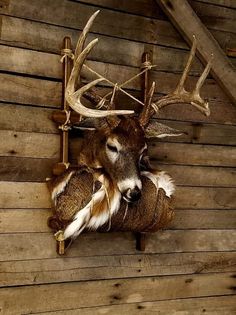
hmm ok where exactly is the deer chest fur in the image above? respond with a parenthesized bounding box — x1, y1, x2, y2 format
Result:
(48, 168, 174, 234)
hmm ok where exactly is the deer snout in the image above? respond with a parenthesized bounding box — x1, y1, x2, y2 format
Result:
(123, 186, 141, 203)
(117, 177, 142, 202)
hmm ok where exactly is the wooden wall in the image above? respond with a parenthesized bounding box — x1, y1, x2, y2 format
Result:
(0, 0, 236, 313)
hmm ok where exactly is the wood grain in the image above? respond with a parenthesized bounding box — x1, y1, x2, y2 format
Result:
(71, 0, 163, 19)
(0, 157, 56, 181)
(0, 104, 58, 134)
(172, 209, 236, 229)
(0, 0, 186, 48)
(0, 182, 51, 208)
(0, 24, 205, 73)
(158, 164, 236, 187)
(0, 73, 61, 107)
(176, 187, 236, 209)
(190, 1, 236, 34)
(28, 295, 236, 315)
(149, 142, 236, 167)
(0, 130, 59, 158)
(1, 15, 235, 71)
(194, 0, 236, 9)
(72, 0, 236, 18)
(1, 230, 236, 261)
(1, 0, 236, 50)
(0, 251, 235, 286)
(0, 272, 235, 315)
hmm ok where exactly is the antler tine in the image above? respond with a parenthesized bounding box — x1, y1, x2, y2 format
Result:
(66, 11, 134, 118)
(67, 38, 98, 94)
(152, 36, 212, 117)
(194, 54, 213, 96)
(139, 82, 156, 127)
(74, 10, 100, 61)
(175, 35, 197, 93)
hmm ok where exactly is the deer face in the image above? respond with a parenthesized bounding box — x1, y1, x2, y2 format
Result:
(75, 116, 147, 202)
(101, 117, 146, 202)
(74, 114, 183, 202)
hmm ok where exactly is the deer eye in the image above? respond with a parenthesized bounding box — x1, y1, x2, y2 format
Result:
(107, 143, 118, 153)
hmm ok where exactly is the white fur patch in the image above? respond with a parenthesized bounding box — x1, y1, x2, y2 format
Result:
(63, 204, 91, 239)
(105, 138, 121, 164)
(51, 171, 74, 205)
(107, 138, 122, 150)
(105, 147, 118, 164)
(88, 190, 121, 229)
(141, 171, 175, 198)
(63, 175, 122, 240)
(117, 177, 142, 193)
(156, 171, 175, 197)
(139, 143, 147, 153)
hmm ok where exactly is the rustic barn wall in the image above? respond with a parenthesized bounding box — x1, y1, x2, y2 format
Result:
(0, 0, 236, 313)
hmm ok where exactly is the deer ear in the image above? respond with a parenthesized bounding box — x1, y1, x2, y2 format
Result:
(144, 121, 184, 138)
(72, 117, 119, 135)
(72, 118, 99, 131)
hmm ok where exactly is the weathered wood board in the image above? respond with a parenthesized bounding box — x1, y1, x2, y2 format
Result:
(0, 272, 235, 315)
(28, 295, 236, 315)
(0, 251, 235, 286)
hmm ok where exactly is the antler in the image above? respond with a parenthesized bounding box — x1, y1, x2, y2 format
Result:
(140, 36, 213, 126)
(66, 11, 134, 118)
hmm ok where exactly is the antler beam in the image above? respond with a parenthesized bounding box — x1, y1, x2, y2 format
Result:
(154, 36, 212, 116)
(139, 36, 213, 126)
(66, 11, 134, 118)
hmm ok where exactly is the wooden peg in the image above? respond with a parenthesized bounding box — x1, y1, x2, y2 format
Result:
(55, 230, 65, 255)
(141, 52, 151, 104)
(136, 51, 153, 252)
(53, 36, 74, 176)
(136, 232, 146, 251)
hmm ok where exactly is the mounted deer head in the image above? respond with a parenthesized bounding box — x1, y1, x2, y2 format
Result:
(65, 10, 212, 203)
(48, 10, 213, 248)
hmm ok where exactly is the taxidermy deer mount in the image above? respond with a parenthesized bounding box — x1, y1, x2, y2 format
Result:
(47, 11, 212, 254)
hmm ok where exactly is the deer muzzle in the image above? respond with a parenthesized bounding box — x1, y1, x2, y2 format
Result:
(124, 187, 142, 203)
(117, 178, 142, 203)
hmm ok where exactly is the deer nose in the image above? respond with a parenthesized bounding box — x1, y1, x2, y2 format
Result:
(124, 186, 141, 203)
